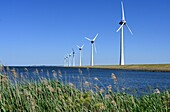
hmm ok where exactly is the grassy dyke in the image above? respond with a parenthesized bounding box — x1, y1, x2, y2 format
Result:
(73, 64, 170, 72)
(0, 74, 169, 112)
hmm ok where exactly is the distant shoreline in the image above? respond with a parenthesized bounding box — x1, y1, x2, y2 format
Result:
(67, 64, 170, 72)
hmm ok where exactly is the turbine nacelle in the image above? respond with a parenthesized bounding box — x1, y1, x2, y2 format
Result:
(69, 54, 71, 57)
(91, 41, 94, 44)
(72, 48, 75, 55)
(119, 20, 126, 25)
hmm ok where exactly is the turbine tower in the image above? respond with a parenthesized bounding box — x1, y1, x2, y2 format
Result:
(85, 33, 98, 66)
(116, 1, 133, 65)
(76, 45, 84, 66)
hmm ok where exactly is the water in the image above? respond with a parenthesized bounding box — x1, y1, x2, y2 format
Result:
(1, 66, 170, 96)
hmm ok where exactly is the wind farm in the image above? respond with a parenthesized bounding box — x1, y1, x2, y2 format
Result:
(63, 1, 131, 67)
(0, 0, 169, 66)
(64, 33, 98, 67)
(0, 1, 170, 111)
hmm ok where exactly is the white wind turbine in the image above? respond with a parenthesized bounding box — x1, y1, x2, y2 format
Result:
(85, 33, 98, 66)
(64, 57, 66, 66)
(116, 1, 133, 65)
(66, 55, 69, 66)
(76, 45, 84, 66)
(68, 53, 72, 66)
(64, 55, 69, 66)
(72, 48, 76, 66)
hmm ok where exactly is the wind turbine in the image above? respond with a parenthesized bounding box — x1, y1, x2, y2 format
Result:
(64, 56, 68, 66)
(68, 53, 72, 66)
(116, 1, 133, 65)
(72, 48, 76, 66)
(64, 57, 66, 66)
(64, 55, 69, 66)
(85, 33, 98, 66)
(76, 45, 84, 66)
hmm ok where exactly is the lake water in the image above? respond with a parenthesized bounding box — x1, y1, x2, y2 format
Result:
(1, 66, 170, 96)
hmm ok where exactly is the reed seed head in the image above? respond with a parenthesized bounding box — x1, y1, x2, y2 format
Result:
(47, 85, 54, 92)
(46, 70, 50, 77)
(100, 88, 105, 94)
(69, 82, 74, 88)
(0, 75, 8, 83)
(107, 85, 112, 91)
(41, 78, 48, 86)
(111, 100, 117, 106)
(111, 73, 117, 83)
(58, 70, 62, 77)
(84, 81, 90, 87)
(40, 69, 44, 75)
(105, 95, 111, 99)
(94, 84, 99, 90)
(154, 88, 160, 94)
(52, 70, 57, 77)
(38, 87, 42, 92)
(131, 96, 135, 104)
(78, 69, 83, 74)
(11, 68, 18, 78)
(94, 77, 99, 81)
(24, 68, 28, 72)
(35, 68, 39, 75)
(95, 103, 105, 110)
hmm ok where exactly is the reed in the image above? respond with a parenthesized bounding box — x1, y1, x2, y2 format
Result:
(0, 68, 169, 111)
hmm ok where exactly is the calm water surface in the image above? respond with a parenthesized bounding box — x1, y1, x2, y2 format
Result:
(2, 66, 170, 96)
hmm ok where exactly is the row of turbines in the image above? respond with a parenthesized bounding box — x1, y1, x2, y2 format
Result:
(64, 1, 133, 67)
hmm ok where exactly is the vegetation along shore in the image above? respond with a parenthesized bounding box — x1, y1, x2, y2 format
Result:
(71, 64, 170, 72)
(0, 63, 170, 111)
(0, 73, 169, 111)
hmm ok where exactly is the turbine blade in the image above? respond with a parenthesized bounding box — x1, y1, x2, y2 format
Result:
(85, 37, 91, 41)
(125, 24, 133, 35)
(72, 48, 74, 52)
(94, 43, 97, 53)
(81, 44, 84, 49)
(76, 45, 80, 48)
(93, 33, 98, 41)
(121, 1, 125, 20)
(116, 23, 124, 32)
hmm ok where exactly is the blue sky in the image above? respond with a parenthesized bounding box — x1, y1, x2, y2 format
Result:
(0, 0, 170, 66)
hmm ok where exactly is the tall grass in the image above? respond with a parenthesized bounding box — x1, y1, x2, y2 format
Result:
(0, 67, 170, 111)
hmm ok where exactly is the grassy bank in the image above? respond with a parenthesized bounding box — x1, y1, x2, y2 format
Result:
(0, 74, 169, 112)
(73, 64, 170, 72)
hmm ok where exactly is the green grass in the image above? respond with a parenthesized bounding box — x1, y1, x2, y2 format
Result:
(73, 64, 170, 72)
(0, 73, 169, 112)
